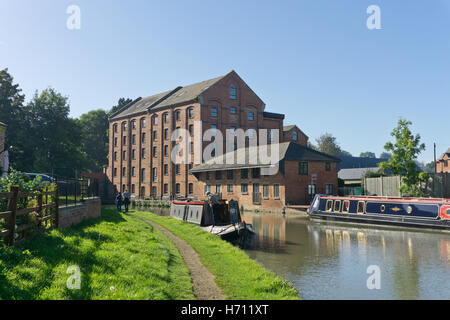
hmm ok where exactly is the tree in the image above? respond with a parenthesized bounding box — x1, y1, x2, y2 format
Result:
(379, 152, 392, 159)
(0, 68, 31, 170)
(378, 119, 428, 196)
(26, 88, 88, 177)
(315, 133, 352, 157)
(78, 109, 109, 172)
(360, 152, 376, 158)
(108, 98, 133, 117)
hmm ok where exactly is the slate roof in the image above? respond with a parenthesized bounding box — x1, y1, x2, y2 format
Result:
(338, 167, 380, 181)
(190, 142, 340, 173)
(337, 156, 386, 170)
(110, 73, 228, 120)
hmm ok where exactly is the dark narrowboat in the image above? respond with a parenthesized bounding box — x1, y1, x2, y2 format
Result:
(307, 194, 450, 230)
(170, 198, 254, 247)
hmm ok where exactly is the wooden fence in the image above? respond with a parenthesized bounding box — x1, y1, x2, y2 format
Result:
(0, 186, 59, 246)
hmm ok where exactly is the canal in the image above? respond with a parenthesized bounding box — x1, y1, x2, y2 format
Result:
(133, 206, 450, 299)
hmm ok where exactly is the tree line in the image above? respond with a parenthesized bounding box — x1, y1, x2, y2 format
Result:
(0, 68, 131, 178)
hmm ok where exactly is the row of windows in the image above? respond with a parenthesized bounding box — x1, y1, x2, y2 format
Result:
(204, 168, 261, 181)
(204, 183, 280, 199)
(209, 106, 254, 121)
(113, 163, 194, 179)
(298, 162, 332, 175)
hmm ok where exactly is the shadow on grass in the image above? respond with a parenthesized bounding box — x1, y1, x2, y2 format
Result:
(0, 208, 127, 299)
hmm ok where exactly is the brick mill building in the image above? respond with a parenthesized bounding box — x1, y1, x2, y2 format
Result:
(107, 71, 339, 206)
(437, 148, 450, 173)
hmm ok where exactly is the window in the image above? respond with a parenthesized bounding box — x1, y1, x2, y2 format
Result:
(263, 185, 269, 199)
(153, 115, 158, 125)
(122, 151, 126, 161)
(230, 106, 237, 115)
(164, 164, 168, 175)
(114, 152, 117, 161)
(230, 84, 237, 100)
(152, 168, 157, 182)
(164, 184, 168, 194)
(216, 184, 221, 194)
(141, 168, 145, 182)
(123, 136, 127, 146)
(176, 111, 181, 121)
(188, 108, 194, 118)
(140, 186, 145, 197)
(113, 168, 117, 177)
(241, 169, 248, 179)
(188, 183, 194, 195)
(227, 170, 233, 180)
(153, 146, 157, 158)
(211, 107, 218, 117)
(141, 118, 146, 128)
(241, 184, 248, 194)
(164, 128, 169, 140)
(131, 120, 136, 130)
(210, 124, 217, 136)
(141, 148, 146, 159)
(326, 184, 333, 195)
(227, 184, 233, 194)
(334, 200, 341, 212)
(299, 162, 308, 175)
(205, 171, 210, 180)
(252, 168, 260, 179)
(131, 167, 135, 177)
(215, 171, 222, 180)
(114, 137, 118, 147)
(204, 184, 211, 195)
(176, 184, 181, 195)
(326, 200, 333, 212)
(326, 162, 331, 171)
(122, 167, 126, 177)
(269, 130, 275, 142)
(308, 184, 316, 195)
(113, 124, 118, 133)
(343, 200, 350, 213)
(132, 134, 136, 145)
(293, 131, 298, 141)
(357, 201, 365, 215)
(248, 111, 254, 121)
(163, 113, 169, 123)
(131, 184, 135, 194)
(273, 184, 280, 199)
(163, 145, 167, 157)
(153, 131, 157, 141)
(189, 125, 194, 136)
(176, 164, 180, 175)
(189, 142, 194, 154)
(142, 132, 146, 143)
(122, 122, 127, 131)
(151, 186, 157, 197)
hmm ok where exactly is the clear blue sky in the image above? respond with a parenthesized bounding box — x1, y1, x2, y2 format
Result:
(1, 0, 449, 163)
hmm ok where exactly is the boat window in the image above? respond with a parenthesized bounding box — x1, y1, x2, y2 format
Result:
(326, 200, 333, 212)
(357, 201, 365, 215)
(342, 200, 350, 213)
(334, 200, 341, 212)
(380, 204, 386, 213)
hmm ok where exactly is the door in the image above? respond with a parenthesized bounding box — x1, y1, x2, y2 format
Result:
(253, 183, 261, 205)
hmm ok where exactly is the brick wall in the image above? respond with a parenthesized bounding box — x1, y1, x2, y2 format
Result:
(58, 198, 102, 228)
(437, 154, 450, 173)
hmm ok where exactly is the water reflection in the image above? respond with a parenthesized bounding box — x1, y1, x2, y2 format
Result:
(242, 212, 450, 300)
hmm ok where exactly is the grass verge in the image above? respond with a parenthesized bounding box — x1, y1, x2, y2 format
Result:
(0, 207, 194, 300)
(132, 210, 300, 300)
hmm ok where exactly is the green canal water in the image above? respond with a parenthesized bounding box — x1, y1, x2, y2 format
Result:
(133, 206, 450, 300)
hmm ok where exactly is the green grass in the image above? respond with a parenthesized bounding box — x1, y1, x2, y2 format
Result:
(131, 210, 300, 300)
(0, 207, 194, 300)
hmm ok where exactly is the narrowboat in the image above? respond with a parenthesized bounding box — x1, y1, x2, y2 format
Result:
(170, 198, 254, 247)
(307, 194, 450, 230)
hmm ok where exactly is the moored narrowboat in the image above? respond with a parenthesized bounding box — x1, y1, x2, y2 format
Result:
(170, 198, 254, 247)
(307, 194, 450, 230)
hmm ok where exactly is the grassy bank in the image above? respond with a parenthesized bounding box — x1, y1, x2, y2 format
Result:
(132, 210, 300, 300)
(0, 207, 194, 300)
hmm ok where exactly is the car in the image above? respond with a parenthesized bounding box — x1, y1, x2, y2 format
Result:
(25, 173, 56, 185)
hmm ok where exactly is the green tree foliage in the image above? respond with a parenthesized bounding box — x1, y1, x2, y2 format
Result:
(315, 133, 352, 157)
(379, 152, 392, 159)
(78, 109, 109, 172)
(108, 97, 133, 117)
(360, 151, 376, 158)
(378, 119, 428, 196)
(26, 88, 88, 177)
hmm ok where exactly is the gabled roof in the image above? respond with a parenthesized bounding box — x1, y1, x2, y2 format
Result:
(283, 124, 309, 139)
(0, 121, 6, 127)
(338, 167, 380, 181)
(438, 148, 450, 161)
(190, 142, 340, 173)
(110, 72, 230, 120)
(337, 156, 386, 170)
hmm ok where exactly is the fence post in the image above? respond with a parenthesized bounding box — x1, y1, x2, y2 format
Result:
(6, 186, 19, 246)
(37, 191, 43, 229)
(54, 187, 59, 228)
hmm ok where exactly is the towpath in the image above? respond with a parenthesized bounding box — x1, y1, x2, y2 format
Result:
(124, 213, 225, 300)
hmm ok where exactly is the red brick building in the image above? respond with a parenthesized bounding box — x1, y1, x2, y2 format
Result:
(107, 71, 339, 206)
(437, 148, 450, 173)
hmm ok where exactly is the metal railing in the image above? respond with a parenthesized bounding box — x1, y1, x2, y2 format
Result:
(55, 176, 99, 207)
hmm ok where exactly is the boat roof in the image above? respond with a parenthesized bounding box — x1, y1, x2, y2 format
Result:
(318, 195, 450, 204)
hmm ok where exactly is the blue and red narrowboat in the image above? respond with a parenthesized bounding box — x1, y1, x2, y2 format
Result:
(307, 194, 450, 230)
